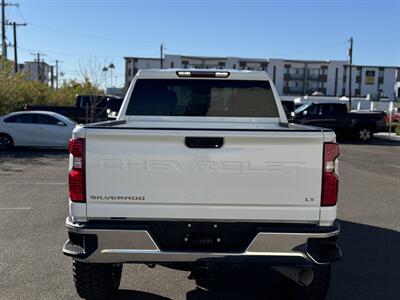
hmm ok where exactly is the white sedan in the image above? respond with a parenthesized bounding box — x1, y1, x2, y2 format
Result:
(0, 111, 77, 149)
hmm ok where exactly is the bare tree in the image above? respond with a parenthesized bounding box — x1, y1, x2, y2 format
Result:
(78, 57, 108, 123)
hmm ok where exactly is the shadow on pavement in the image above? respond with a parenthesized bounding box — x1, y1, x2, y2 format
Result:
(186, 266, 288, 300)
(185, 220, 400, 300)
(328, 220, 400, 300)
(109, 220, 399, 299)
(0, 147, 68, 159)
(116, 290, 173, 300)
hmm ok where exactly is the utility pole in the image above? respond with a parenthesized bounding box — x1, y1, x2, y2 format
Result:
(160, 43, 164, 69)
(51, 59, 63, 90)
(12, 22, 16, 70)
(36, 53, 40, 80)
(55, 60, 59, 90)
(1, 0, 18, 59)
(31, 52, 46, 82)
(348, 37, 353, 110)
(5, 21, 26, 72)
(1, 0, 6, 58)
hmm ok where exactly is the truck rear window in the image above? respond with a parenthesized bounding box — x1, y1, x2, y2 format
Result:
(126, 79, 279, 117)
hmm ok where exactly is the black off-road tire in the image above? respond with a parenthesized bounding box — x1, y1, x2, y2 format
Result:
(290, 265, 331, 300)
(73, 260, 122, 300)
(0, 134, 14, 150)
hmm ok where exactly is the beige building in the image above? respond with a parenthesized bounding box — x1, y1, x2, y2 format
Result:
(125, 54, 399, 100)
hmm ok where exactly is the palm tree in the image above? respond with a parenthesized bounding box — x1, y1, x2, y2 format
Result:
(108, 63, 115, 87)
(102, 66, 109, 88)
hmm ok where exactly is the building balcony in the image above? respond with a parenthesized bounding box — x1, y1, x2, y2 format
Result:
(284, 73, 304, 81)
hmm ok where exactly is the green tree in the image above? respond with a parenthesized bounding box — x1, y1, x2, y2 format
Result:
(0, 58, 104, 116)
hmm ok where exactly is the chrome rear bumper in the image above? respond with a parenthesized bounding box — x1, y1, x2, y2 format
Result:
(63, 217, 341, 265)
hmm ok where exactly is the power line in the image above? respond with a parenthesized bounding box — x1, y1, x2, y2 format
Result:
(27, 21, 161, 45)
(17, 45, 128, 59)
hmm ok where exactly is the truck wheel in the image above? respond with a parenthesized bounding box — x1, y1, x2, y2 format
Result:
(73, 260, 122, 299)
(290, 265, 331, 300)
(0, 134, 14, 150)
(358, 128, 372, 142)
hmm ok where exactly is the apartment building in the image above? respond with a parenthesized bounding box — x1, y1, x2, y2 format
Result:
(20, 61, 54, 86)
(124, 54, 399, 99)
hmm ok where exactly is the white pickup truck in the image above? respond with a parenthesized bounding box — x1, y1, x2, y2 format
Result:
(63, 69, 341, 300)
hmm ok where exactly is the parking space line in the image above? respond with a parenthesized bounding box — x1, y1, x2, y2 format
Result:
(0, 207, 32, 210)
(3, 182, 66, 185)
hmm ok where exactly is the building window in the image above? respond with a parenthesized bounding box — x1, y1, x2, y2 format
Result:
(133, 68, 138, 75)
(128, 68, 132, 77)
(233, 64, 236, 69)
(170, 62, 174, 68)
(284, 64, 291, 74)
(342, 88, 346, 96)
(182, 60, 188, 69)
(355, 89, 360, 96)
(365, 70, 375, 85)
(261, 62, 267, 71)
(218, 62, 225, 69)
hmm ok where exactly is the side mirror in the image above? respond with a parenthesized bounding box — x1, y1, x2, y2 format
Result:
(57, 121, 66, 126)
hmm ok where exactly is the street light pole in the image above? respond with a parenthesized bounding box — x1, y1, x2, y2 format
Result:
(348, 37, 353, 110)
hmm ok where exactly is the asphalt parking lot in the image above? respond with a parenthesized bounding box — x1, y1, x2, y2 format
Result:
(1, 140, 399, 300)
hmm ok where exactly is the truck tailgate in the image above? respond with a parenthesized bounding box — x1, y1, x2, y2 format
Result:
(85, 128, 324, 222)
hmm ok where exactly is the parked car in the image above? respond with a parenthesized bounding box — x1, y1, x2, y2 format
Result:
(290, 102, 386, 142)
(384, 111, 400, 124)
(0, 111, 76, 149)
(64, 69, 341, 300)
(281, 100, 295, 118)
(25, 94, 124, 124)
(106, 96, 124, 119)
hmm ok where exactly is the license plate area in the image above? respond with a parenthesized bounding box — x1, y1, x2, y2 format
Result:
(150, 222, 257, 253)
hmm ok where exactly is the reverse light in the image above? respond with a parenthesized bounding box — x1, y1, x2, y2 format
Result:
(321, 142, 339, 206)
(68, 138, 85, 202)
(215, 72, 230, 78)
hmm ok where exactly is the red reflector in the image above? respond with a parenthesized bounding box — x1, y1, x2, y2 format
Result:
(69, 138, 85, 157)
(322, 142, 340, 206)
(69, 169, 85, 202)
(322, 172, 339, 206)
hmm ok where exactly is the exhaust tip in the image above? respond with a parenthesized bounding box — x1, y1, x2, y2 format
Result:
(272, 266, 314, 287)
(298, 268, 314, 287)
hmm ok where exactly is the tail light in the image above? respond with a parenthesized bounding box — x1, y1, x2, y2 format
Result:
(68, 138, 85, 202)
(322, 142, 339, 206)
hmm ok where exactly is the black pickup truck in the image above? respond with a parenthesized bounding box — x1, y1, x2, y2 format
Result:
(290, 102, 386, 142)
(25, 94, 124, 124)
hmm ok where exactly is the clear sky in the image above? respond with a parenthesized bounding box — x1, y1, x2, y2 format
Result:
(5, 0, 400, 87)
